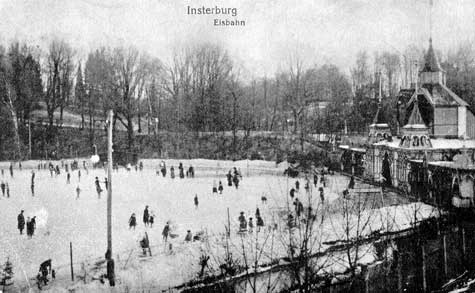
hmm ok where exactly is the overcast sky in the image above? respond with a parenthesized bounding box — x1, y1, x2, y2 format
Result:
(0, 0, 474, 77)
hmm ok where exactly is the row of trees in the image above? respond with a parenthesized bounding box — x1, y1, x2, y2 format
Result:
(2, 38, 475, 159)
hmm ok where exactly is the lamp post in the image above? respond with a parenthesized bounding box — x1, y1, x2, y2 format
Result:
(106, 109, 115, 286)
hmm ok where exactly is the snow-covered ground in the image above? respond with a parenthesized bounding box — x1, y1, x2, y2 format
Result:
(0, 159, 438, 292)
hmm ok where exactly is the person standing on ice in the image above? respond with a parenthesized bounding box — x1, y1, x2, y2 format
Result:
(233, 173, 240, 189)
(143, 206, 150, 226)
(104, 177, 108, 190)
(17, 210, 25, 235)
(9, 162, 13, 178)
(78, 169, 81, 182)
(95, 177, 102, 198)
(128, 213, 137, 230)
(185, 230, 192, 242)
(160, 161, 167, 177)
(6, 183, 9, 198)
(31, 216, 37, 236)
(67, 172, 71, 184)
(218, 181, 224, 194)
(162, 222, 170, 241)
(170, 166, 175, 179)
(238, 212, 247, 232)
(295, 180, 300, 191)
(179, 162, 184, 178)
(212, 181, 218, 194)
(294, 198, 304, 218)
(149, 213, 154, 227)
(226, 171, 233, 186)
(0, 181, 5, 196)
(76, 185, 81, 199)
(248, 217, 254, 233)
(313, 173, 318, 187)
(194, 194, 199, 209)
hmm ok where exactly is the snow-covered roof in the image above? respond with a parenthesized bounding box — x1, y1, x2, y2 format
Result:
(428, 161, 475, 170)
(373, 138, 475, 150)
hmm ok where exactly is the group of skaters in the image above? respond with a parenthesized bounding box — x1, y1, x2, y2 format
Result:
(226, 167, 242, 189)
(128, 205, 156, 230)
(0, 162, 15, 178)
(158, 161, 195, 179)
(238, 208, 265, 233)
(17, 210, 37, 238)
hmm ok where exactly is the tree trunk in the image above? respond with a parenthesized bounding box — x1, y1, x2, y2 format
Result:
(6, 90, 22, 160)
(126, 114, 134, 151)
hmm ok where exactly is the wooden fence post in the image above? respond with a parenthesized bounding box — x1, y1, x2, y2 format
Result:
(70, 242, 74, 281)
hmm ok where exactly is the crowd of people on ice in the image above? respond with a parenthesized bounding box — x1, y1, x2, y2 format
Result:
(1, 157, 347, 288)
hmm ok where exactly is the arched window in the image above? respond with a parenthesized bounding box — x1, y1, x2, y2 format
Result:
(412, 136, 420, 147)
(421, 136, 426, 146)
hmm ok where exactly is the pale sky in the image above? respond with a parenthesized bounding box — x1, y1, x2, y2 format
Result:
(0, 0, 474, 77)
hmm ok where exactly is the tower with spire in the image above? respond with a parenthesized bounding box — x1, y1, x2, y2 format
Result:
(368, 73, 391, 143)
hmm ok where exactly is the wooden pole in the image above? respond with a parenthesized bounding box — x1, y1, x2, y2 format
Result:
(70, 242, 74, 281)
(227, 207, 231, 237)
(422, 245, 427, 293)
(443, 234, 448, 277)
(106, 109, 115, 286)
(462, 228, 466, 257)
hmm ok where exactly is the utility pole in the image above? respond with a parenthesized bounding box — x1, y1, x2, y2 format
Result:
(106, 109, 115, 286)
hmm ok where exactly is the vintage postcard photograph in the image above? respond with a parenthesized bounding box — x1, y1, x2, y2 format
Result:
(0, 0, 474, 292)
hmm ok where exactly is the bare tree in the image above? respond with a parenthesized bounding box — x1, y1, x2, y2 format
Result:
(43, 39, 74, 127)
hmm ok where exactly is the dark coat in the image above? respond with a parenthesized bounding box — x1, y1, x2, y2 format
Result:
(17, 213, 25, 229)
(143, 208, 149, 223)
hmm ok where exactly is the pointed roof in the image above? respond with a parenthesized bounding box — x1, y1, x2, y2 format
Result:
(422, 38, 444, 73)
(372, 103, 387, 126)
(403, 101, 427, 130)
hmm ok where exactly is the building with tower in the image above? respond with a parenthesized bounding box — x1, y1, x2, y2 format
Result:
(341, 38, 475, 208)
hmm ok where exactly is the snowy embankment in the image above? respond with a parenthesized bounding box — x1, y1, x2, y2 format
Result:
(0, 159, 438, 292)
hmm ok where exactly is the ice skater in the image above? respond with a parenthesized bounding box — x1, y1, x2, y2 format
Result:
(179, 163, 184, 178)
(194, 194, 199, 209)
(248, 217, 254, 233)
(6, 183, 9, 198)
(143, 206, 150, 226)
(1, 181, 5, 196)
(185, 230, 192, 242)
(238, 212, 247, 232)
(67, 172, 71, 184)
(95, 177, 102, 198)
(218, 181, 223, 194)
(17, 210, 25, 235)
(227, 171, 233, 186)
(76, 185, 81, 199)
(170, 166, 175, 179)
(212, 181, 218, 194)
(162, 222, 170, 242)
(128, 213, 137, 230)
(104, 177, 108, 190)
